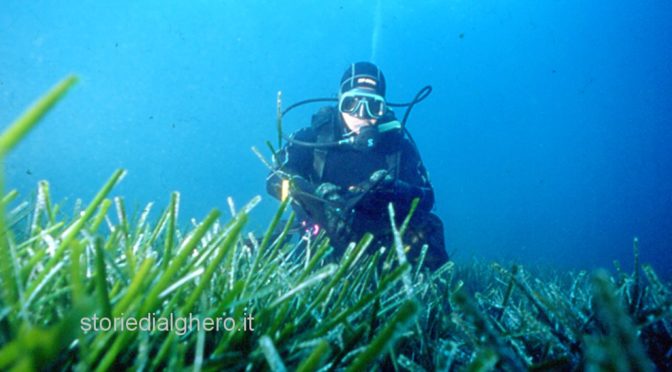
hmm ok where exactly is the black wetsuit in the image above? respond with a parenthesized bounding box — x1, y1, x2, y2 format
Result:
(267, 106, 448, 269)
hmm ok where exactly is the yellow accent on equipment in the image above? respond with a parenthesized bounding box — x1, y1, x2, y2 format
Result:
(281, 179, 289, 201)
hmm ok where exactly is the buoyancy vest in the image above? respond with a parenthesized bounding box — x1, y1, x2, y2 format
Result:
(309, 106, 404, 182)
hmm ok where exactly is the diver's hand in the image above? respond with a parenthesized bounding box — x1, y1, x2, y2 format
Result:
(370, 169, 418, 195)
(315, 182, 343, 202)
(369, 169, 392, 186)
(343, 170, 395, 212)
(358, 169, 418, 209)
(367, 169, 399, 194)
(315, 183, 353, 237)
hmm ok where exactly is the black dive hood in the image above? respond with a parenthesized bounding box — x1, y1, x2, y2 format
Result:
(280, 85, 432, 149)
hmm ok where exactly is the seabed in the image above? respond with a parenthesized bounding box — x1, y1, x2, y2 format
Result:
(0, 77, 669, 371)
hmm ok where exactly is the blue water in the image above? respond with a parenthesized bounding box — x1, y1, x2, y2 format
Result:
(1, 1, 671, 277)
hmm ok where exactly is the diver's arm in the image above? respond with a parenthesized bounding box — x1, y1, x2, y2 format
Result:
(392, 178, 434, 211)
(362, 174, 433, 213)
(396, 140, 435, 212)
(352, 137, 435, 214)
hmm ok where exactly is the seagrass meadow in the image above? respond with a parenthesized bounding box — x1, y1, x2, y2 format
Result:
(0, 78, 671, 371)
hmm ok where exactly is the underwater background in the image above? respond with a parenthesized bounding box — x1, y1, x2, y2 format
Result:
(1, 0, 670, 277)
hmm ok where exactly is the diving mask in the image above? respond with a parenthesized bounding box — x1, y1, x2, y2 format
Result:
(338, 89, 386, 119)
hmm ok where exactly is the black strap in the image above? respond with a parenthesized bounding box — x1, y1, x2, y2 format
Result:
(310, 107, 337, 180)
(387, 152, 401, 180)
(313, 148, 328, 180)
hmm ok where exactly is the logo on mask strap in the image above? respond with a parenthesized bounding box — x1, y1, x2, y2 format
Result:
(356, 77, 377, 87)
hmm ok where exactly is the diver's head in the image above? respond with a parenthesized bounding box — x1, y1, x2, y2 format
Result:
(338, 62, 387, 134)
(339, 61, 386, 96)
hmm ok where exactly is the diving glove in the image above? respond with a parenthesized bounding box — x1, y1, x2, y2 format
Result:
(359, 169, 423, 208)
(315, 182, 352, 238)
(369, 169, 394, 187)
(315, 182, 342, 201)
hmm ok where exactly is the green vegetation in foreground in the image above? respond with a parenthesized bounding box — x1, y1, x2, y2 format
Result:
(0, 78, 671, 371)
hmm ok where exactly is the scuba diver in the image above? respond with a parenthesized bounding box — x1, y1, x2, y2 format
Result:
(266, 62, 448, 270)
